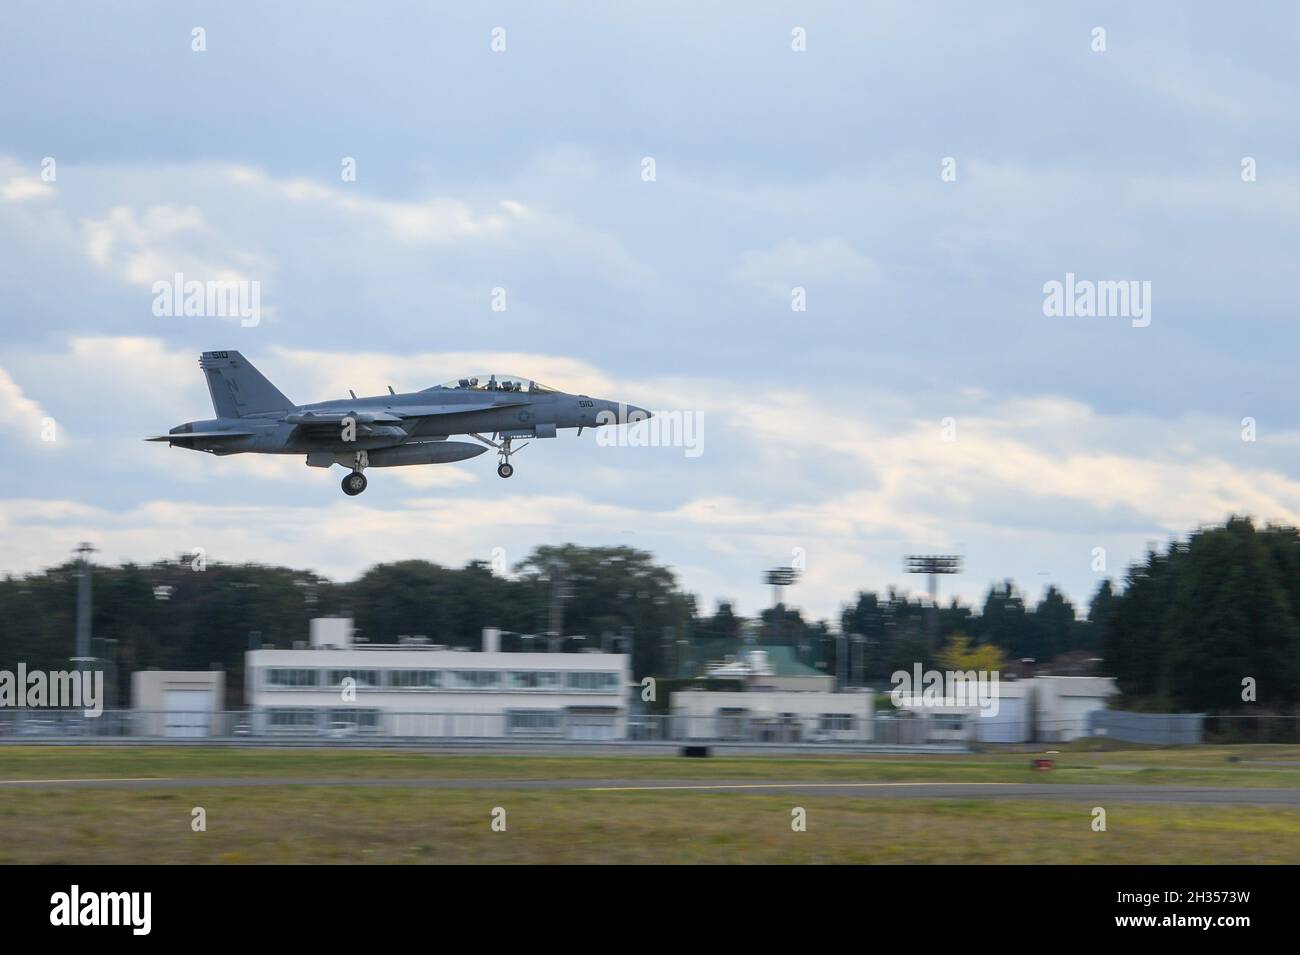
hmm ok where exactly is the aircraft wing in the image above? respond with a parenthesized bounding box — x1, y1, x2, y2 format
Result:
(284, 411, 405, 425)
(284, 401, 530, 441)
(290, 401, 529, 423)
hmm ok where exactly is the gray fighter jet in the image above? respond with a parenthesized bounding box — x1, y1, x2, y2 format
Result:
(147, 351, 650, 495)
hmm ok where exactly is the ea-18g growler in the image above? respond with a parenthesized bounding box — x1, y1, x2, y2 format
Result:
(147, 351, 650, 495)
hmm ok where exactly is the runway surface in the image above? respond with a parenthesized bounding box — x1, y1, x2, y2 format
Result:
(0, 776, 1297, 805)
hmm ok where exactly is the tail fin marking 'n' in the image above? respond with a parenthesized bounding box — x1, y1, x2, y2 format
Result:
(199, 351, 294, 417)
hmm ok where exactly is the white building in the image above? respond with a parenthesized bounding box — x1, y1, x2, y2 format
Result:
(892, 678, 1035, 743)
(1034, 675, 1118, 742)
(670, 689, 874, 742)
(245, 619, 630, 740)
(131, 670, 225, 738)
(890, 675, 1117, 743)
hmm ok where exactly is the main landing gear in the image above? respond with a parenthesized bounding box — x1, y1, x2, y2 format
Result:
(342, 450, 369, 496)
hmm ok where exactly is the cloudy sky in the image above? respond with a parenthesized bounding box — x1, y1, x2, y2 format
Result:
(3, 2, 1300, 622)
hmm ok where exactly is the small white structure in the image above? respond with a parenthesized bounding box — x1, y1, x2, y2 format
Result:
(891, 679, 1035, 743)
(245, 621, 630, 739)
(310, 617, 353, 649)
(131, 670, 224, 738)
(885, 674, 1118, 743)
(704, 647, 834, 692)
(670, 689, 873, 742)
(973, 678, 1035, 743)
(1034, 675, 1118, 742)
(704, 652, 766, 680)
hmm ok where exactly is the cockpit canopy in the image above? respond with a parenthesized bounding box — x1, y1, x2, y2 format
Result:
(426, 375, 554, 394)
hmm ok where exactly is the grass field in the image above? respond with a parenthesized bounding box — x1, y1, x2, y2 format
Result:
(2, 743, 1300, 786)
(1, 745, 1298, 863)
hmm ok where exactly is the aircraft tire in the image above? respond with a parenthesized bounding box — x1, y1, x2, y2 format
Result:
(342, 472, 368, 495)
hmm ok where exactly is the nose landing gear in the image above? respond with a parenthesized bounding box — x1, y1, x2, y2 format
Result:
(342, 450, 369, 496)
(471, 433, 528, 479)
(494, 435, 527, 478)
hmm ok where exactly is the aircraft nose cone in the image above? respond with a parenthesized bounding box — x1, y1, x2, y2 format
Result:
(593, 400, 650, 425)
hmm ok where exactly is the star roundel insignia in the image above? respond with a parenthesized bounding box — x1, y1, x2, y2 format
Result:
(519, 409, 533, 422)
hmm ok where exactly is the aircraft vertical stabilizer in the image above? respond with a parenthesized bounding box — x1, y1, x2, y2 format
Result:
(199, 350, 294, 417)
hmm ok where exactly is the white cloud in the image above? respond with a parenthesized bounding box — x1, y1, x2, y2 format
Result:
(0, 366, 57, 447)
(6, 335, 1300, 618)
(1, 177, 55, 202)
(229, 166, 520, 245)
(78, 201, 273, 325)
(266, 345, 621, 404)
(4, 4, 1300, 626)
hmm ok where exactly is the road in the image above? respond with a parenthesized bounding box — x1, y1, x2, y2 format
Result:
(0, 776, 1297, 805)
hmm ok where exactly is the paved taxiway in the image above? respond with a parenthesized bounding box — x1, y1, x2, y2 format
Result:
(0, 777, 1297, 805)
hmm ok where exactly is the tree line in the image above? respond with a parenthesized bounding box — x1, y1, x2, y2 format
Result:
(2, 518, 1297, 713)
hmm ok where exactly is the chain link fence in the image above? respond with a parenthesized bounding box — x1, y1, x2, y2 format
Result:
(2, 707, 1296, 746)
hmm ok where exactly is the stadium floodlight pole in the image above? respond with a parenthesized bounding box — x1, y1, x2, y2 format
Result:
(764, 566, 798, 644)
(546, 557, 571, 652)
(836, 630, 847, 690)
(904, 555, 962, 652)
(71, 543, 98, 681)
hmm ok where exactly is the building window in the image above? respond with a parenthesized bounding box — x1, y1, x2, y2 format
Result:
(390, 670, 442, 689)
(264, 668, 319, 688)
(449, 670, 501, 690)
(818, 713, 854, 731)
(509, 671, 562, 690)
(931, 714, 966, 731)
(326, 669, 381, 689)
(506, 710, 564, 736)
(267, 708, 317, 727)
(565, 671, 618, 692)
(327, 708, 380, 729)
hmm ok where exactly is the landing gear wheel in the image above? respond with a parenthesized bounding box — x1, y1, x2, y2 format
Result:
(342, 472, 368, 495)
(497, 463, 514, 479)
